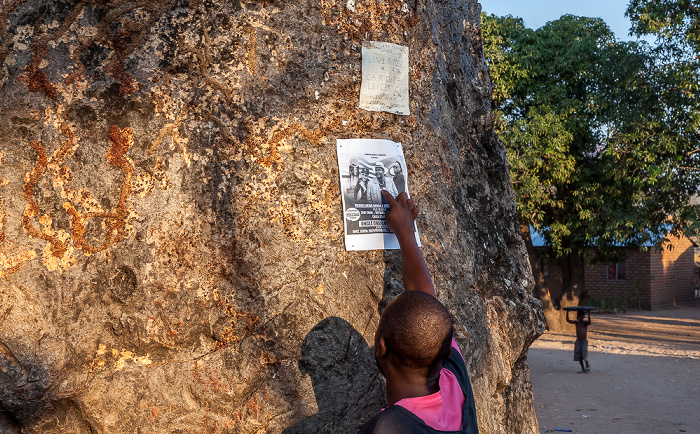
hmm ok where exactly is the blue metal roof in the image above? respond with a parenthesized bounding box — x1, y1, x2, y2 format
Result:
(529, 225, 670, 248)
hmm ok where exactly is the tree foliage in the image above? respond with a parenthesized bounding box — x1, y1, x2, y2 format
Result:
(626, 1, 700, 201)
(627, 0, 700, 57)
(482, 13, 700, 262)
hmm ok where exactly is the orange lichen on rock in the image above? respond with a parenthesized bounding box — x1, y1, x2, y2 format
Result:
(22, 140, 68, 258)
(22, 123, 136, 263)
(107, 125, 134, 169)
(153, 159, 171, 191)
(246, 116, 342, 168)
(26, 69, 57, 100)
(18, 126, 85, 271)
(65, 126, 134, 254)
(107, 60, 136, 96)
(0, 249, 37, 278)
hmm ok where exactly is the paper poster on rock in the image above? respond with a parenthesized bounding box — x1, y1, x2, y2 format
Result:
(359, 41, 410, 115)
(337, 138, 420, 251)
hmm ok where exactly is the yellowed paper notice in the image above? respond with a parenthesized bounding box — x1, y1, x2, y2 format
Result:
(359, 41, 409, 116)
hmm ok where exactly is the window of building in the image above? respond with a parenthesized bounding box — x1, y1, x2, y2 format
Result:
(541, 258, 549, 277)
(608, 262, 626, 280)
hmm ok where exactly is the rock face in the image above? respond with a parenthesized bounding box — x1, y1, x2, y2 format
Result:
(0, 0, 544, 432)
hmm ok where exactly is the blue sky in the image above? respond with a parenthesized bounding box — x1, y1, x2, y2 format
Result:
(479, 0, 646, 42)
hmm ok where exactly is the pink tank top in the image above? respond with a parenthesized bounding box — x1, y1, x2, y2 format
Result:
(393, 340, 465, 431)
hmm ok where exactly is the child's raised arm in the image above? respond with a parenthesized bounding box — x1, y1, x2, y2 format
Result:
(565, 311, 575, 324)
(381, 190, 435, 297)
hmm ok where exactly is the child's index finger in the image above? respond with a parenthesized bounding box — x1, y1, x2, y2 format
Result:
(381, 190, 396, 205)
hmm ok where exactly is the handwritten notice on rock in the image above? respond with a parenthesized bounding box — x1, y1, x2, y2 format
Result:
(359, 41, 410, 116)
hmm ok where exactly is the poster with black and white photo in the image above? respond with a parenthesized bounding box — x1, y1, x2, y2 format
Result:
(336, 138, 421, 251)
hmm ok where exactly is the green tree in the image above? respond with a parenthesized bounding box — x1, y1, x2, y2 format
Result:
(627, 0, 700, 57)
(626, 0, 700, 165)
(483, 13, 700, 330)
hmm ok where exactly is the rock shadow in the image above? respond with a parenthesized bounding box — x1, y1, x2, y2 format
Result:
(283, 316, 384, 434)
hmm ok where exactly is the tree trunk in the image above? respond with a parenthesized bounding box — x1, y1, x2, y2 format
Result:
(0, 1, 543, 433)
(518, 223, 589, 332)
(519, 221, 569, 332)
(558, 249, 587, 307)
(541, 250, 586, 332)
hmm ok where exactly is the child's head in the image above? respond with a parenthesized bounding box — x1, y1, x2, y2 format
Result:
(577, 311, 585, 320)
(375, 291, 453, 376)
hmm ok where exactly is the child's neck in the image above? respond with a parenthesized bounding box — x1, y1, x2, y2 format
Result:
(385, 366, 441, 405)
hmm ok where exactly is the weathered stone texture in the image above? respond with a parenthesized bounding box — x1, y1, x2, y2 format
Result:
(0, 0, 544, 432)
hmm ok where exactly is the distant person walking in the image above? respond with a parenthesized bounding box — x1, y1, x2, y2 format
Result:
(567, 310, 591, 373)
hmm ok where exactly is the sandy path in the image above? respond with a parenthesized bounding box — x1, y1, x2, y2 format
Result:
(529, 300, 700, 434)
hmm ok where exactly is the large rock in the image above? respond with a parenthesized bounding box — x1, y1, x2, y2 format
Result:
(0, 0, 544, 432)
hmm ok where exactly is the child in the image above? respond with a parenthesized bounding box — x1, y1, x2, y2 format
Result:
(359, 191, 479, 433)
(566, 310, 591, 373)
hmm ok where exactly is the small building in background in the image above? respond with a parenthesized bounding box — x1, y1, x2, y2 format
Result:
(532, 230, 696, 310)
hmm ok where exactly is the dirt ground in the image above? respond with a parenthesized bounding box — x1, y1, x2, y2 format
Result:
(529, 299, 700, 434)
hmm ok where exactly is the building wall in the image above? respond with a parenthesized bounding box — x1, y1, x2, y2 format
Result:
(535, 235, 696, 310)
(541, 258, 562, 299)
(649, 235, 695, 308)
(585, 249, 652, 309)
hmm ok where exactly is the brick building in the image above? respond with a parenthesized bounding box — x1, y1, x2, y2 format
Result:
(534, 232, 696, 310)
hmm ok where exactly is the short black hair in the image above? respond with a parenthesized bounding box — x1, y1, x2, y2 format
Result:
(377, 291, 453, 373)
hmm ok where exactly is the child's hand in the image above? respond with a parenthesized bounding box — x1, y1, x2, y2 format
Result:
(381, 190, 418, 239)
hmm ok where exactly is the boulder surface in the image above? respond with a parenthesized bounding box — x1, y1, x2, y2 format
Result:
(0, 0, 544, 432)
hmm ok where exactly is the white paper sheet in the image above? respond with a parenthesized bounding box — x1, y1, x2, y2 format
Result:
(337, 138, 420, 251)
(359, 41, 410, 116)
